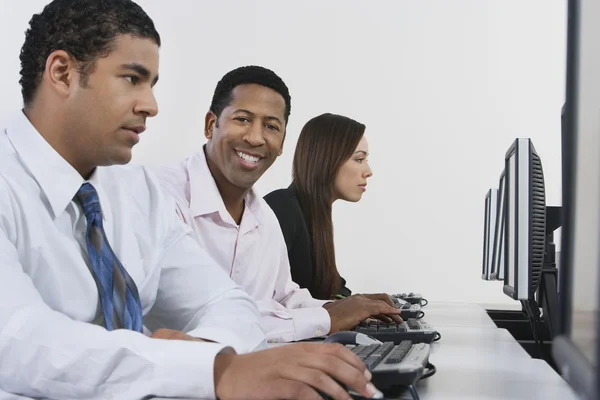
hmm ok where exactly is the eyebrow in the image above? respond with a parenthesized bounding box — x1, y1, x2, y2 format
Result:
(121, 63, 159, 86)
(235, 109, 283, 126)
(354, 150, 369, 156)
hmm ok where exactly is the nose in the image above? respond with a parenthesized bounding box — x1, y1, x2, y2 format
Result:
(134, 87, 159, 118)
(243, 121, 266, 146)
(364, 161, 373, 178)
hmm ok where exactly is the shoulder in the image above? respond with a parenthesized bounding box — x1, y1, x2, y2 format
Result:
(149, 158, 191, 203)
(264, 187, 304, 218)
(100, 163, 174, 217)
(0, 137, 39, 229)
(262, 187, 308, 238)
(264, 187, 295, 206)
(100, 163, 191, 243)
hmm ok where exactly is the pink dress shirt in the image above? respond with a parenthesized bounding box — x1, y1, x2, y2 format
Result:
(154, 149, 331, 342)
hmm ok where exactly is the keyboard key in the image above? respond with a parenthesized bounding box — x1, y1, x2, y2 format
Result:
(364, 355, 381, 369)
(359, 327, 378, 335)
(385, 341, 412, 364)
(371, 342, 394, 357)
(359, 344, 380, 359)
(378, 326, 398, 333)
(352, 345, 368, 356)
(407, 319, 420, 330)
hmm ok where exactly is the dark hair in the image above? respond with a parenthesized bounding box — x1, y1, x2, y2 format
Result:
(210, 65, 291, 125)
(19, 0, 161, 106)
(292, 113, 366, 299)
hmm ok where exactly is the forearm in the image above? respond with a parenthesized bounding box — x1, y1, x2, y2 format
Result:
(257, 300, 331, 342)
(0, 305, 228, 399)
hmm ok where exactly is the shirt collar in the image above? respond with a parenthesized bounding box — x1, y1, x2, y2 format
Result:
(188, 147, 261, 225)
(5, 111, 104, 220)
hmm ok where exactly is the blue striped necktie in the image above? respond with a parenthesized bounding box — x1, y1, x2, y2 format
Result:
(75, 183, 143, 332)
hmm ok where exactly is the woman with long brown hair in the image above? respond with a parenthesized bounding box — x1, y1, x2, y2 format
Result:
(265, 113, 373, 300)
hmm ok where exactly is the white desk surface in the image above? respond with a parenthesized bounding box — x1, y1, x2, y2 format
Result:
(405, 302, 579, 400)
(423, 302, 498, 328)
(150, 301, 579, 400)
(403, 359, 579, 400)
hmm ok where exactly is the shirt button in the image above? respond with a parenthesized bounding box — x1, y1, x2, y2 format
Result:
(316, 329, 322, 336)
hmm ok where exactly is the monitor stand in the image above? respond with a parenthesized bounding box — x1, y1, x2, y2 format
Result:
(539, 206, 562, 339)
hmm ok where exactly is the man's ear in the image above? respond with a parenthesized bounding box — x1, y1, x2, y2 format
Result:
(205, 111, 219, 140)
(45, 50, 78, 99)
(278, 129, 286, 156)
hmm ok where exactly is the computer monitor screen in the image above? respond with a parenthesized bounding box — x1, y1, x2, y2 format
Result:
(503, 138, 546, 301)
(482, 188, 498, 281)
(552, 1, 599, 398)
(553, 1, 600, 397)
(491, 171, 506, 281)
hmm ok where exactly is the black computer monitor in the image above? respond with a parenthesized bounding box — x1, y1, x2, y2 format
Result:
(503, 138, 546, 301)
(552, 0, 599, 398)
(490, 170, 506, 281)
(482, 188, 498, 281)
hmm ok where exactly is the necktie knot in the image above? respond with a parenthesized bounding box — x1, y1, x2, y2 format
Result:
(75, 183, 102, 218)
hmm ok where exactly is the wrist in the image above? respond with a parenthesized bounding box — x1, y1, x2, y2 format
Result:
(214, 353, 236, 397)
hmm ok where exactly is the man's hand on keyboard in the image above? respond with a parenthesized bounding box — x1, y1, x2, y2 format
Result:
(324, 294, 403, 333)
(361, 294, 396, 308)
(213, 342, 383, 400)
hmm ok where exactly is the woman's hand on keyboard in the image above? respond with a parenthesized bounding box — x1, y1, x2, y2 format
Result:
(213, 342, 383, 400)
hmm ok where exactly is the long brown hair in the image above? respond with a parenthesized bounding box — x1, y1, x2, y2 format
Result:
(292, 113, 366, 299)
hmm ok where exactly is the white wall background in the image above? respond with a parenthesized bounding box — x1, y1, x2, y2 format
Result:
(0, 1, 567, 305)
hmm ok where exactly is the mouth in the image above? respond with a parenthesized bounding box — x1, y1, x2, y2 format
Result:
(122, 125, 146, 134)
(235, 149, 264, 168)
(121, 126, 145, 145)
(359, 184, 367, 191)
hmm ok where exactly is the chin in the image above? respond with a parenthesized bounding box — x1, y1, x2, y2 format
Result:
(231, 177, 257, 191)
(108, 150, 134, 166)
(342, 193, 363, 203)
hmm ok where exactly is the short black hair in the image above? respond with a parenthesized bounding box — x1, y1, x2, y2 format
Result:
(210, 65, 292, 125)
(19, 0, 160, 106)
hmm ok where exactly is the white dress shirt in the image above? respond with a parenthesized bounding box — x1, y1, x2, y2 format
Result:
(155, 149, 331, 343)
(0, 112, 265, 400)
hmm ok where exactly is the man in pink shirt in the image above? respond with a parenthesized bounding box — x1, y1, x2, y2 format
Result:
(156, 66, 401, 343)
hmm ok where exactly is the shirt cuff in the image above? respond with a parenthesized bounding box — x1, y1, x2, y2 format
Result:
(288, 306, 331, 342)
(144, 338, 231, 399)
(187, 325, 264, 354)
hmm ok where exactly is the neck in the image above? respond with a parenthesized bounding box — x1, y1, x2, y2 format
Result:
(204, 147, 248, 225)
(25, 101, 95, 179)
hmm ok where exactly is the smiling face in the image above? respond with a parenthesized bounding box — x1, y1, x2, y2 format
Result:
(204, 83, 286, 191)
(333, 135, 373, 202)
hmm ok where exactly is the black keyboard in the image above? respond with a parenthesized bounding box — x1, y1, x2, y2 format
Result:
(349, 340, 430, 389)
(354, 319, 439, 344)
(392, 298, 425, 319)
(394, 293, 428, 306)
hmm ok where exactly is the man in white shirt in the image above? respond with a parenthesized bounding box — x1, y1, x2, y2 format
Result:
(156, 66, 403, 343)
(0, 1, 382, 399)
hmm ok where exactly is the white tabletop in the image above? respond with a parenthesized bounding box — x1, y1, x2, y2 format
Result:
(152, 302, 580, 400)
(403, 359, 578, 400)
(423, 302, 498, 328)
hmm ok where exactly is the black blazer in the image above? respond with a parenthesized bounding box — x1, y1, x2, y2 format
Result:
(264, 185, 352, 300)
